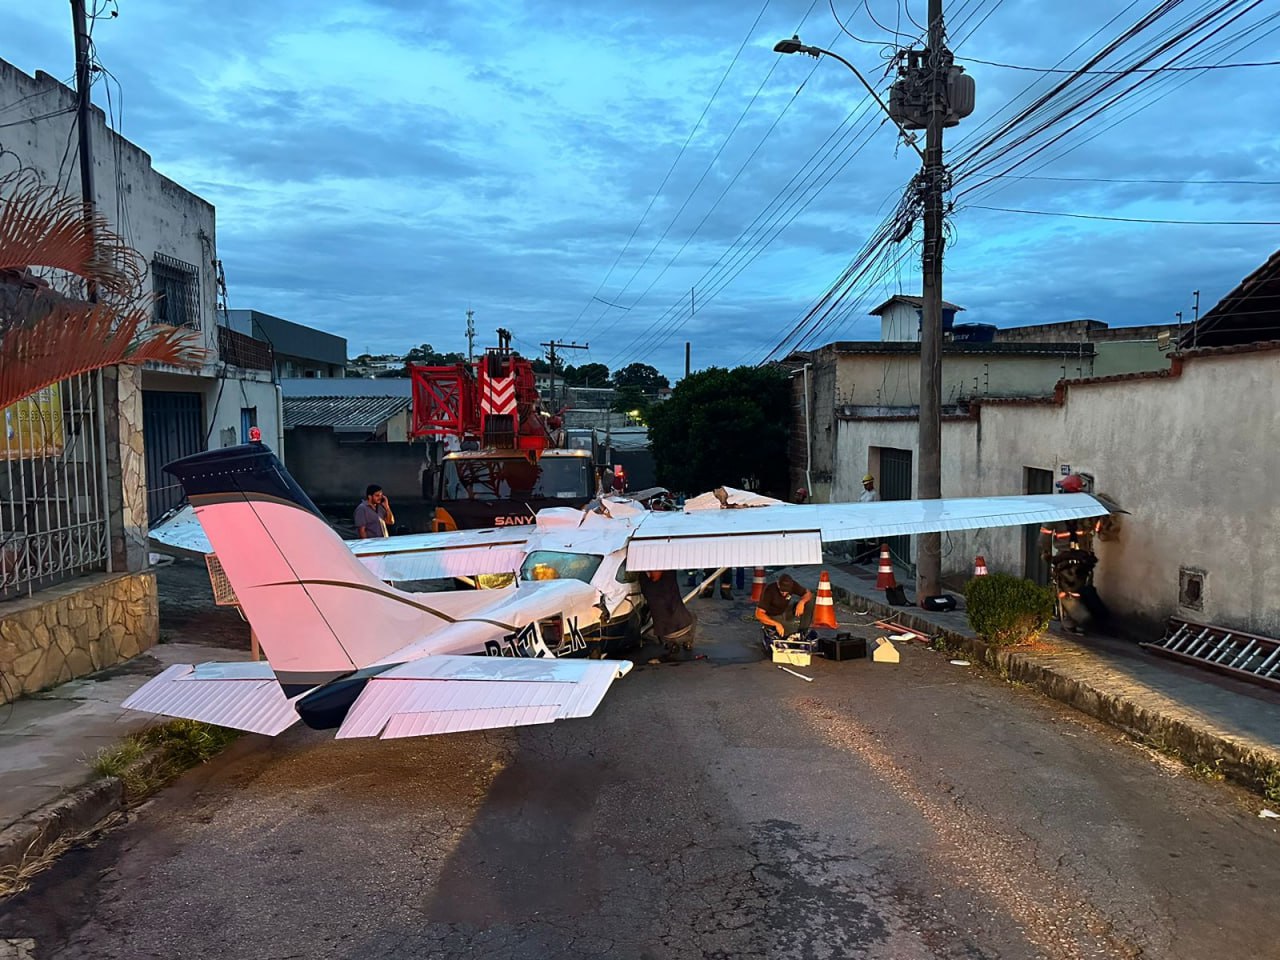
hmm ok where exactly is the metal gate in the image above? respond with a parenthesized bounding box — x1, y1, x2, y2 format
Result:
(143, 391, 204, 523)
(1023, 467, 1054, 585)
(1, 374, 110, 599)
(877, 447, 913, 570)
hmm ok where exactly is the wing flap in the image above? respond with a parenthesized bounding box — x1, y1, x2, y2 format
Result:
(335, 655, 633, 740)
(626, 531, 822, 572)
(122, 663, 300, 736)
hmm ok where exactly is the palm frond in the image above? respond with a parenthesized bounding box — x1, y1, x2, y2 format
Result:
(0, 167, 144, 297)
(0, 299, 204, 410)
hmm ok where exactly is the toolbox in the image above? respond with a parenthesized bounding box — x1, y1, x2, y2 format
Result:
(819, 632, 867, 661)
(771, 637, 815, 667)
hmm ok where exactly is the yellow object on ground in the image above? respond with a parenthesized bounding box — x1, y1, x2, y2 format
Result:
(872, 636, 900, 664)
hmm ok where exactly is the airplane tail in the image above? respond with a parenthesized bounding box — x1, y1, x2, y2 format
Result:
(164, 442, 437, 695)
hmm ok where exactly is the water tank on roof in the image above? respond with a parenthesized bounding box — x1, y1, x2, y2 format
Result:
(951, 323, 996, 343)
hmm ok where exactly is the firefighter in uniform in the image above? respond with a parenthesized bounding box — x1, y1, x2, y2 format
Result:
(1039, 473, 1113, 634)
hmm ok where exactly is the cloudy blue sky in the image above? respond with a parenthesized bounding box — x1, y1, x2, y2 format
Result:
(6, 0, 1278, 380)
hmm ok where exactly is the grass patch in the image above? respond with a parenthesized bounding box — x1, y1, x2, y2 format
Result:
(0, 811, 125, 899)
(1192, 758, 1226, 783)
(1260, 766, 1280, 804)
(89, 719, 240, 801)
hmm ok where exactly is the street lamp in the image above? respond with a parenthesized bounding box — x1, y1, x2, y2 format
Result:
(773, 36, 924, 161)
(777, 24, 953, 606)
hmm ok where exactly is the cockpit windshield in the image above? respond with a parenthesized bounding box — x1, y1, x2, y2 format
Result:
(520, 551, 604, 584)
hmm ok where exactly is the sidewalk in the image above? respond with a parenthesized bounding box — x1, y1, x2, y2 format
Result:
(792, 561, 1280, 798)
(0, 640, 250, 870)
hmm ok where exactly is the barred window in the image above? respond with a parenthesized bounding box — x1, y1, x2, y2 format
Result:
(152, 253, 201, 329)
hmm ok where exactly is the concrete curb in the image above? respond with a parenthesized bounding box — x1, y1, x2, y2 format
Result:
(0, 777, 123, 873)
(827, 581, 1280, 799)
(0, 739, 199, 877)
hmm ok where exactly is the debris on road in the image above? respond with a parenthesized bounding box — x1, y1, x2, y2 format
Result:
(777, 665, 814, 682)
(950, 660, 971, 667)
(1260, 808, 1280, 820)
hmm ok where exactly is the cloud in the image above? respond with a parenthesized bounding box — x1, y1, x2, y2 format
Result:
(4, 0, 1276, 381)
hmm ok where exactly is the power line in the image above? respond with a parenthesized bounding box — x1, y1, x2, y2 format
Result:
(955, 5, 1280, 202)
(0, 107, 76, 129)
(956, 54, 1280, 72)
(610, 100, 889, 368)
(966, 204, 1280, 225)
(565, 0, 773, 338)
(952, 1, 1270, 189)
(977, 173, 1280, 185)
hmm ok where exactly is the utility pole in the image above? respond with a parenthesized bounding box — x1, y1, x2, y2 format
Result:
(71, 0, 96, 300)
(540, 339, 588, 410)
(915, 0, 948, 606)
(685, 341, 691, 379)
(465, 308, 475, 363)
(1191, 289, 1200, 348)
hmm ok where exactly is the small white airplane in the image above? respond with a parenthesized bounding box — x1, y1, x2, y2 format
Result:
(128, 441, 1109, 742)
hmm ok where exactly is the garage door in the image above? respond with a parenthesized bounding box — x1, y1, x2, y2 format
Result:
(143, 391, 204, 523)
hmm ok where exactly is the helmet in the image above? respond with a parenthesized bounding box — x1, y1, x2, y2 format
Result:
(1057, 474, 1084, 494)
(862, 473, 874, 484)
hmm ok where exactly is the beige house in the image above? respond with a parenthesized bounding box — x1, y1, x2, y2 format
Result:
(826, 343, 1279, 638)
(789, 339, 1096, 504)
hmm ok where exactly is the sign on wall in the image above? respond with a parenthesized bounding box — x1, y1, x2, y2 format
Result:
(1, 385, 65, 460)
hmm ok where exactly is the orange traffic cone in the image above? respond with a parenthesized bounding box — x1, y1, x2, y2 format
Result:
(973, 555, 988, 577)
(875, 544, 898, 590)
(750, 567, 766, 602)
(813, 571, 838, 629)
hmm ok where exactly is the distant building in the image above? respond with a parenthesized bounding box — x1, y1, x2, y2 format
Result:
(228, 309, 346, 380)
(872, 294, 965, 341)
(279, 378, 411, 442)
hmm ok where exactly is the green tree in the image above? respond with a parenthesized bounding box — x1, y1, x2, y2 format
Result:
(564, 362, 610, 387)
(647, 365, 789, 496)
(612, 385, 651, 423)
(611, 362, 669, 393)
(405, 343, 466, 365)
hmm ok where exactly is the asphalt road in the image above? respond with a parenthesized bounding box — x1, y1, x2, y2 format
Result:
(3, 593, 1278, 960)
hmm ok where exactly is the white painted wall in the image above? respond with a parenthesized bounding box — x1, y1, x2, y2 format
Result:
(832, 352, 1092, 406)
(878, 302, 921, 341)
(835, 349, 1280, 637)
(1, 60, 220, 362)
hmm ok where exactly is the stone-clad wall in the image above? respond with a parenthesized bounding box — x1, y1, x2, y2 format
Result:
(0, 572, 158, 703)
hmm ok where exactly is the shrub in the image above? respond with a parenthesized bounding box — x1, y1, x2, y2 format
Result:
(964, 572, 1055, 646)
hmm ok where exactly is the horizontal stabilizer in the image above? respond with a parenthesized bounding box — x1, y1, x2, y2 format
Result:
(122, 662, 301, 736)
(335, 655, 634, 740)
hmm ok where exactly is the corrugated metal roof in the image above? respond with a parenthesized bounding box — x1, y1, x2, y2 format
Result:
(283, 395, 410, 430)
(279, 378, 412, 398)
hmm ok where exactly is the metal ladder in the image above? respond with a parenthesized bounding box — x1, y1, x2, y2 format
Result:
(1141, 618, 1280, 690)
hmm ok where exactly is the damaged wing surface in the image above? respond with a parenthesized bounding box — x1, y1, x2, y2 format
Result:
(122, 661, 301, 736)
(335, 655, 634, 740)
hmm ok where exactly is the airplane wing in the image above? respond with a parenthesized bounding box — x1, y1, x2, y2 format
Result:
(624, 493, 1109, 571)
(122, 661, 302, 736)
(349, 529, 530, 581)
(149, 504, 532, 581)
(334, 655, 633, 740)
